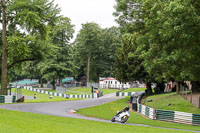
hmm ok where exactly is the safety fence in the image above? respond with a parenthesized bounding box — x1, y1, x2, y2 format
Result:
(137, 104, 200, 126)
(0, 95, 16, 103)
(24, 86, 103, 99)
(116, 92, 136, 97)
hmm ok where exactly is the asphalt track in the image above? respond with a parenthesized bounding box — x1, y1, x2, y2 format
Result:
(0, 93, 199, 133)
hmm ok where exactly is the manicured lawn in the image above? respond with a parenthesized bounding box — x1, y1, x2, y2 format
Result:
(101, 89, 119, 95)
(44, 87, 119, 95)
(13, 89, 81, 103)
(66, 87, 91, 95)
(142, 93, 200, 114)
(0, 109, 192, 133)
(77, 97, 200, 131)
(122, 88, 146, 92)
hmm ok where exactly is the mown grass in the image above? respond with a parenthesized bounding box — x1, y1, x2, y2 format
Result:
(43, 87, 119, 95)
(122, 88, 146, 92)
(101, 89, 119, 95)
(142, 93, 200, 114)
(77, 97, 200, 131)
(0, 109, 192, 133)
(12, 89, 81, 103)
(66, 87, 91, 95)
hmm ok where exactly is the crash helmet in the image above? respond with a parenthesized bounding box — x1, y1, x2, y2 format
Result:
(125, 106, 130, 111)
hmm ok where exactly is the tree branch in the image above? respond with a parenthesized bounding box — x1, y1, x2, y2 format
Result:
(8, 58, 38, 69)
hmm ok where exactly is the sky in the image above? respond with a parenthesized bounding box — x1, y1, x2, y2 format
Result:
(54, 0, 118, 41)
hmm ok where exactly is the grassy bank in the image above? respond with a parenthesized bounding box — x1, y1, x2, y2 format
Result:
(0, 109, 192, 133)
(142, 93, 200, 114)
(77, 97, 200, 131)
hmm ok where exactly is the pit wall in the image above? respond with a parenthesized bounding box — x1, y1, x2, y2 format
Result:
(23, 86, 103, 99)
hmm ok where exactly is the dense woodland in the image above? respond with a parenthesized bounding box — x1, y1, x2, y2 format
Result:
(0, 0, 200, 92)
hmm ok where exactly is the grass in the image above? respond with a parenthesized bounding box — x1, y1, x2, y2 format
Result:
(66, 87, 91, 95)
(43, 87, 119, 95)
(122, 88, 146, 92)
(12, 89, 81, 103)
(101, 89, 119, 95)
(0, 109, 192, 133)
(142, 93, 200, 114)
(77, 97, 200, 131)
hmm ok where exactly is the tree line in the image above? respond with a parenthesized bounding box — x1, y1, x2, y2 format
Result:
(113, 0, 200, 93)
(0, 0, 121, 90)
(1, 0, 200, 93)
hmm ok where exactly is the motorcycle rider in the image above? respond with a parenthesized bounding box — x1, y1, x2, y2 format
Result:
(115, 106, 130, 116)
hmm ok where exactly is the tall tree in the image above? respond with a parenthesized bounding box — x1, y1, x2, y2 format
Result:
(1, 0, 8, 89)
(0, 0, 60, 88)
(39, 16, 74, 89)
(74, 23, 102, 83)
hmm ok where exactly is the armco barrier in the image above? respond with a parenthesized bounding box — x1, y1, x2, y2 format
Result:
(193, 114, 200, 126)
(157, 109, 174, 122)
(0, 95, 16, 103)
(137, 103, 200, 126)
(174, 111, 193, 125)
(23, 86, 102, 99)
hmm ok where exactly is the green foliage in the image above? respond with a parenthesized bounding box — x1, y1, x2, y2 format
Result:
(114, 0, 200, 91)
(73, 24, 121, 82)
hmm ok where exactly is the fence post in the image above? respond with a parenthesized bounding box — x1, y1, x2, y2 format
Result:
(199, 96, 200, 109)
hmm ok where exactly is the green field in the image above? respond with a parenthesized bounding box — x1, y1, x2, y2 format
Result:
(77, 97, 200, 131)
(0, 109, 192, 133)
(122, 88, 146, 92)
(43, 87, 119, 95)
(142, 93, 200, 114)
(13, 89, 81, 103)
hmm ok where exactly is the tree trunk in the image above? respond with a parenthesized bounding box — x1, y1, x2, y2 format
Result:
(52, 76, 56, 90)
(59, 76, 62, 87)
(146, 82, 152, 95)
(39, 76, 43, 88)
(1, 0, 8, 90)
(191, 81, 200, 92)
(87, 53, 91, 84)
(176, 82, 180, 94)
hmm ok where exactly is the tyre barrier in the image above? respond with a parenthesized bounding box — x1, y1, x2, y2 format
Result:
(0, 95, 16, 103)
(24, 86, 102, 99)
(137, 104, 156, 120)
(137, 104, 200, 126)
(116, 92, 136, 97)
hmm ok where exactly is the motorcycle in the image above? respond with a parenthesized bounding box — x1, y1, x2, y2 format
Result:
(111, 106, 130, 123)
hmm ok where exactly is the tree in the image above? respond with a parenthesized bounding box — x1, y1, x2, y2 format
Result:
(39, 16, 74, 89)
(114, 33, 154, 94)
(114, 0, 200, 92)
(0, 0, 61, 89)
(1, 0, 8, 89)
(72, 25, 121, 83)
(73, 22, 102, 83)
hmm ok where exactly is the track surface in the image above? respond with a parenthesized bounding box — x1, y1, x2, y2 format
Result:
(0, 93, 199, 133)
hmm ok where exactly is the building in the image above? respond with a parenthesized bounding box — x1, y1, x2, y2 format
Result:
(99, 77, 130, 89)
